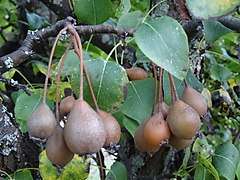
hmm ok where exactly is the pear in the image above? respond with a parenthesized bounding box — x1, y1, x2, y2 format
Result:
(46, 124, 74, 165)
(169, 134, 194, 150)
(166, 100, 201, 140)
(180, 85, 208, 116)
(98, 110, 121, 147)
(28, 103, 57, 138)
(126, 67, 148, 80)
(64, 99, 106, 155)
(60, 96, 75, 115)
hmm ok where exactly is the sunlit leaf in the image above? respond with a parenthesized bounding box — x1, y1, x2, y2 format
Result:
(186, 0, 240, 19)
(134, 16, 189, 80)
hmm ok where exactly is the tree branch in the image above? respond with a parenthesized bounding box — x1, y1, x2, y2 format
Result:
(218, 15, 240, 33)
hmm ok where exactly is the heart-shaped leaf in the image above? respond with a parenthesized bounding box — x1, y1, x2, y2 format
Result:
(212, 141, 239, 180)
(134, 16, 189, 80)
(186, 0, 240, 19)
(74, 0, 113, 24)
(121, 78, 154, 123)
(71, 59, 129, 113)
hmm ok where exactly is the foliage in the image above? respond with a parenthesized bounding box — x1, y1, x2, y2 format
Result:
(0, 0, 239, 179)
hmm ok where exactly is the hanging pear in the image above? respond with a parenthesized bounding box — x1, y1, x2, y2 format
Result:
(166, 100, 201, 140)
(64, 99, 106, 155)
(28, 103, 57, 138)
(46, 124, 74, 165)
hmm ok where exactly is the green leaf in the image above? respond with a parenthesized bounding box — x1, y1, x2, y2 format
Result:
(0, 68, 17, 92)
(134, 16, 189, 80)
(236, 144, 240, 180)
(194, 165, 214, 180)
(203, 20, 233, 44)
(26, 11, 49, 30)
(122, 115, 138, 137)
(106, 162, 127, 180)
(39, 150, 90, 180)
(212, 141, 240, 180)
(117, 11, 143, 29)
(70, 59, 129, 113)
(14, 92, 54, 133)
(121, 78, 154, 123)
(210, 63, 232, 83)
(115, 0, 131, 18)
(186, 0, 240, 19)
(74, 0, 113, 24)
(54, 50, 90, 77)
(198, 154, 220, 180)
(163, 70, 204, 105)
(5, 169, 33, 180)
(31, 60, 48, 76)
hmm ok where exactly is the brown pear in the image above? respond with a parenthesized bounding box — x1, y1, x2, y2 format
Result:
(180, 86, 208, 116)
(46, 124, 74, 165)
(60, 96, 75, 115)
(143, 113, 170, 147)
(64, 99, 106, 155)
(153, 102, 169, 119)
(166, 100, 201, 140)
(98, 110, 121, 147)
(126, 67, 148, 80)
(134, 120, 160, 153)
(169, 134, 194, 150)
(28, 103, 57, 138)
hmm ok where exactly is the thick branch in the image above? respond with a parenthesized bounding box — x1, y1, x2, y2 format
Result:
(218, 15, 240, 33)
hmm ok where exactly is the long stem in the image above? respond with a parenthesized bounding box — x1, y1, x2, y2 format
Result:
(97, 150, 105, 180)
(152, 63, 158, 114)
(168, 73, 179, 102)
(67, 25, 84, 100)
(55, 40, 72, 122)
(184, 79, 188, 87)
(42, 26, 68, 104)
(158, 67, 163, 113)
(72, 36, 100, 112)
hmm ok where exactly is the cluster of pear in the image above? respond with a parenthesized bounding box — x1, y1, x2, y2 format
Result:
(130, 67, 208, 152)
(27, 95, 121, 165)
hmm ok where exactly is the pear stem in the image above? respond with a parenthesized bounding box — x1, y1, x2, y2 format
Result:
(55, 40, 72, 122)
(158, 67, 163, 113)
(152, 63, 158, 114)
(97, 150, 105, 180)
(42, 26, 68, 104)
(68, 25, 84, 100)
(168, 73, 178, 102)
(184, 79, 189, 87)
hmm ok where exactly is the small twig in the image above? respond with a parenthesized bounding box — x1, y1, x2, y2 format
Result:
(0, 75, 31, 96)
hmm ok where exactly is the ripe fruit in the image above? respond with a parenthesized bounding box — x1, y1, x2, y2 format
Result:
(98, 110, 121, 147)
(64, 99, 106, 155)
(180, 85, 208, 116)
(169, 134, 194, 150)
(60, 96, 75, 115)
(166, 100, 201, 140)
(134, 121, 160, 153)
(46, 124, 74, 165)
(28, 103, 57, 138)
(143, 113, 170, 147)
(153, 102, 169, 119)
(126, 67, 148, 80)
